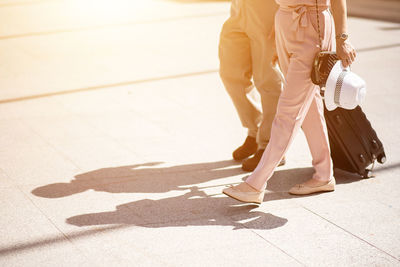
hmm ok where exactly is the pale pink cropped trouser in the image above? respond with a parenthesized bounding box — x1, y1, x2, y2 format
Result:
(246, 5, 335, 191)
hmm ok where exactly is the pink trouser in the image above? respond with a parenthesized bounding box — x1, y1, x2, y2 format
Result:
(246, 5, 335, 191)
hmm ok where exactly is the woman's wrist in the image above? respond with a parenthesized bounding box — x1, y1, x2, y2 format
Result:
(335, 33, 349, 41)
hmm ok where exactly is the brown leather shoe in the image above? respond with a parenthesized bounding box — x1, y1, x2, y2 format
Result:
(242, 149, 286, 172)
(232, 136, 257, 161)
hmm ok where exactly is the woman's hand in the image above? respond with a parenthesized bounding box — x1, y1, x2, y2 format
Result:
(336, 39, 356, 68)
(331, 0, 355, 67)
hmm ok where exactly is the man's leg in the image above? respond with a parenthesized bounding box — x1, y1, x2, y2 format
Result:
(241, 0, 283, 171)
(219, 2, 260, 160)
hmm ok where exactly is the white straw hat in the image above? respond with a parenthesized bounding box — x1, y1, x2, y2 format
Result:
(325, 61, 367, 111)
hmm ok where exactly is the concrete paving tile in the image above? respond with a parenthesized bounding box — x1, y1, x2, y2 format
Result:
(0, 0, 229, 37)
(284, 180, 370, 209)
(81, 75, 232, 142)
(63, 216, 298, 266)
(304, 200, 400, 261)
(371, 175, 400, 212)
(258, 170, 400, 262)
(348, 18, 400, 56)
(26, 157, 243, 216)
(26, 185, 265, 265)
(64, 191, 238, 227)
(246, 207, 400, 266)
(0, 97, 72, 120)
(81, 111, 166, 141)
(132, 110, 197, 138)
(66, 160, 243, 194)
(22, 115, 104, 144)
(54, 88, 136, 116)
(121, 136, 212, 164)
(0, 188, 60, 246)
(67, 234, 165, 267)
(0, 242, 91, 267)
(0, 14, 225, 101)
(0, 188, 90, 266)
(169, 244, 300, 267)
(22, 185, 140, 235)
(118, 77, 234, 139)
(24, 184, 292, 266)
(61, 190, 291, 252)
(289, 167, 400, 210)
(153, 73, 229, 109)
(120, 74, 226, 118)
(121, 86, 193, 116)
(0, 168, 17, 189)
(116, 222, 300, 267)
(39, 136, 142, 171)
(0, 142, 80, 186)
(0, 118, 48, 148)
(58, 224, 172, 267)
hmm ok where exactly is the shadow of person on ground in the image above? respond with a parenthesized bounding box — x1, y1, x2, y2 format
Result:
(32, 158, 365, 199)
(35, 160, 370, 230)
(32, 160, 245, 198)
(66, 186, 288, 230)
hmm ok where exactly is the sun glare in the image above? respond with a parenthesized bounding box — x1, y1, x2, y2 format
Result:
(71, 0, 156, 22)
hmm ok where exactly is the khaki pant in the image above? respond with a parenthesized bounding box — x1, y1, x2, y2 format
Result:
(247, 5, 334, 191)
(219, 0, 282, 149)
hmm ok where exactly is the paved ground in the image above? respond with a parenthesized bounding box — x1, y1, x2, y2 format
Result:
(1, 0, 400, 266)
(347, 0, 400, 23)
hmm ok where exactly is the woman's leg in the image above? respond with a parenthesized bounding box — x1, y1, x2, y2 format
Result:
(246, 57, 320, 191)
(301, 92, 333, 182)
(297, 8, 335, 183)
(246, 8, 333, 191)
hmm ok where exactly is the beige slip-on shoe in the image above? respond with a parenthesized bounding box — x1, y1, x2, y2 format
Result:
(222, 184, 264, 204)
(289, 178, 336, 195)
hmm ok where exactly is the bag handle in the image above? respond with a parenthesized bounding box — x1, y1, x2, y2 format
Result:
(315, 0, 322, 51)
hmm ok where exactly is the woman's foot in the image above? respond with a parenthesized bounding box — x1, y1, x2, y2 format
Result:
(289, 178, 335, 195)
(222, 182, 264, 204)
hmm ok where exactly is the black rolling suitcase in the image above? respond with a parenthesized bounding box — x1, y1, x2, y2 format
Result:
(324, 106, 386, 178)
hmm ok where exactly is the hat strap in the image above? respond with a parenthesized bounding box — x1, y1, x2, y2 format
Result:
(334, 70, 349, 106)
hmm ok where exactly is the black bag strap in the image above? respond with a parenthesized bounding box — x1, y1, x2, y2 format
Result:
(315, 0, 322, 51)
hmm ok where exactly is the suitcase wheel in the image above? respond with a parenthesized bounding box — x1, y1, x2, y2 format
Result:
(362, 169, 374, 179)
(377, 153, 386, 164)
